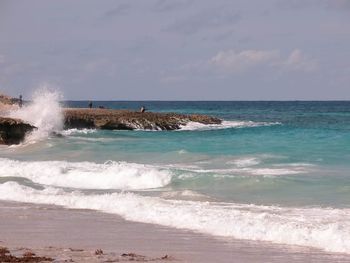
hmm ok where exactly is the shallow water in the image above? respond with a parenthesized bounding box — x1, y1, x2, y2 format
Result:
(1, 100, 350, 253)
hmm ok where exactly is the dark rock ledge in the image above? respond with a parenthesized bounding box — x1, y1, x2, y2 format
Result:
(0, 92, 222, 144)
(0, 117, 36, 145)
(0, 109, 221, 145)
(64, 108, 222, 130)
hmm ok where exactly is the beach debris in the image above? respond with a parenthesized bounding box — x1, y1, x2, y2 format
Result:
(0, 247, 10, 254)
(69, 248, 84, 252)
(1, 246, 174, 262)
(23, 251, 36, 257)
(0, 246, 53, 262)
(121, 253, 146, 261)
(95, 248, 104, 255)
(120, 252, 174, 261)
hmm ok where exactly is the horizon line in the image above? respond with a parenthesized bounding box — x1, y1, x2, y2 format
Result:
(61, 99, 350, 102)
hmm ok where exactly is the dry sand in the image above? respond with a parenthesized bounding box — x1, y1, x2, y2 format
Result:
(0, 201, 349, 263)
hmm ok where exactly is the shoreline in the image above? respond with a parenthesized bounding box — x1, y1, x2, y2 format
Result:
(1, 201, 349, 262)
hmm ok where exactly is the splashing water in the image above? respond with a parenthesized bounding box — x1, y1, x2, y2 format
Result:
(9, 86, 63, 142)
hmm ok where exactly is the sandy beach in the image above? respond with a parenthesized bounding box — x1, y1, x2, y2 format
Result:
(0, 201, 349, 263)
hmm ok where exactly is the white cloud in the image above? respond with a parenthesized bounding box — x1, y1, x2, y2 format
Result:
(209, 49, 317, 73)
(210, 49, 280, 73)
(283, 49, 318, 72)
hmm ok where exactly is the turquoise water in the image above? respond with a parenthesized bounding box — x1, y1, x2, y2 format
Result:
(8, 101, 350, 206)
(1, 100, 350, 252)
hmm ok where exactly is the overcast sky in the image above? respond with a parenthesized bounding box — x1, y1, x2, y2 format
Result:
(0, 0, 350, 100)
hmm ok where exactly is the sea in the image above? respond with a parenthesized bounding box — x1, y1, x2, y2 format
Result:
(1, 90, 350, 254)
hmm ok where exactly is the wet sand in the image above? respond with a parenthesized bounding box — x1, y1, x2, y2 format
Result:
(0, 201, 349, 263)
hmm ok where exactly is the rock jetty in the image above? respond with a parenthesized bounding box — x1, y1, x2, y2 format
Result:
(0, 93, 20, 105)
(0, 92, 222, 144)
(64, 108, 221, 130)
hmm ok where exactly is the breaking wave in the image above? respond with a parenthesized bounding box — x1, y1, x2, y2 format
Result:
(0, 181, 349, 254)
(0, 158, 172, 190)
(8, 86, 63, 143)
(180, 120, 281, 131)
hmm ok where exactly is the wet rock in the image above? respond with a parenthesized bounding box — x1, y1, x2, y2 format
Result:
(0, 117, 36, 145)
(64, 108, 221, 131)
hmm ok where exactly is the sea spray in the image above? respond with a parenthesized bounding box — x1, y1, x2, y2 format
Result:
(9, 86, 63, 142)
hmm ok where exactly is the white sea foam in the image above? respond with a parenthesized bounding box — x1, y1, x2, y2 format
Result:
(0, 181, 349, 254)
(176, 166, 308, 177)
(180, 120, 281, 131)
(8, 86, 63, 142)
(161, 190, 210, 201)
(227, 157, 261, 167)
(247, 167, 308, 176)
(177, 149, 188, 155)
(61, 129, 97, 136)
(0, 158, 172, 190)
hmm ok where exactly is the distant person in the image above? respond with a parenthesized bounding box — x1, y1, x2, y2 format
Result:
(140, 106, 146, 113)
(88, 101, 93, 109)
(19, 95, 23, 108)
(98, 106, 105, 109)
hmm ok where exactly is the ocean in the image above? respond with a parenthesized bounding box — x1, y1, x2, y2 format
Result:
(1, 93, 350, 254)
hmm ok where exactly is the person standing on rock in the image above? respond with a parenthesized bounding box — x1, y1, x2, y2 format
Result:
(19, 95, 23, 108)
(88, 101, 93, 109)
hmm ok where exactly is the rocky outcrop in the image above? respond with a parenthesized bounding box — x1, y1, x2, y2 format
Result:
(64, 108, 221, 131)
(0, 93, 20, 114)
(0, 117, 36, 145)
(0, 93, 19, 105)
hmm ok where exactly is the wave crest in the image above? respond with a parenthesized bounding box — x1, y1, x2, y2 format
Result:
(0, 158, 172, 190)
(180, 120, 281, 131)
(0, 181, 349, 254)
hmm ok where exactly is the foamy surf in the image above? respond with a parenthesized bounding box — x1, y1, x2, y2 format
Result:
(0, 158, 172, 190)
(180, 120, 281, 131)
(226, 157, 261, 167)
(0, 181, 349, 254)
(173, 165, 310, 177)
(61, 129, 97, 136)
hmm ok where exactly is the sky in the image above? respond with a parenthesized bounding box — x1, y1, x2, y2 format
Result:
(0, 0, 350, 100)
